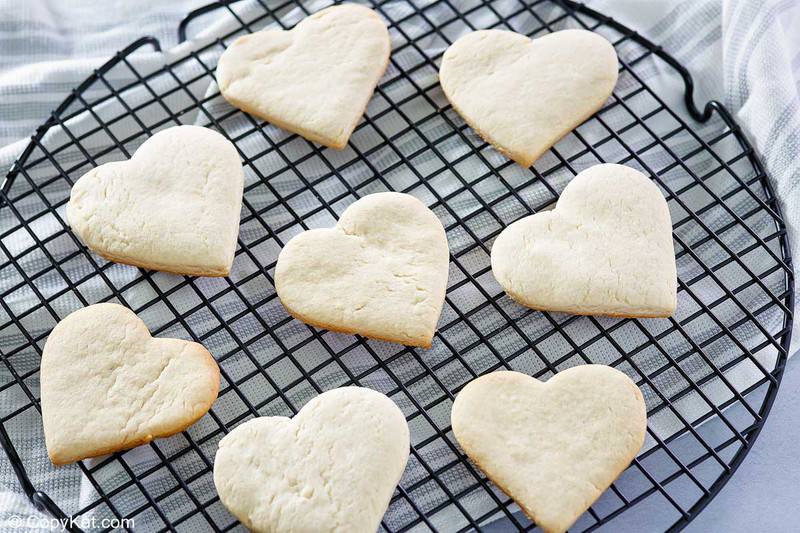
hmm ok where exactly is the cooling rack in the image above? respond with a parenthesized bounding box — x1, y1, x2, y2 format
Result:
(0, 0, 793, 531)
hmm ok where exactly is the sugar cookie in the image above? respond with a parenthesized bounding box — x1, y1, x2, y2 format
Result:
(440, 29, 618, 167)
(214, 387, 409, 532)
(41, 303, 220, 465)
(67, 125, 244, 277)
(216, 4, 390, 149)
(491, 163, 677, 317)
(451, 367, 647, 533)
(275, 192, 449, 347)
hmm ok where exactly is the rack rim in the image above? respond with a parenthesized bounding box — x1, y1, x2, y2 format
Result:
(0, 1, 793, 531)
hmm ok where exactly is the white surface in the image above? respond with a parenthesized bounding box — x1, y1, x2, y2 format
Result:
(686, 355, 800, 532)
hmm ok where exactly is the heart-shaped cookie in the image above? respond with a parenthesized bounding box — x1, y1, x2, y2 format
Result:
(40, 303, 220, 465)
(439, 29, 618, 167)
(216, 4, 390, 149)
(274, 192, 449, 347)
(66, 125, 244, 277)
(491, 163, 677, 317)
(452, 367, 647, 533)
(214, 387, 409, 532)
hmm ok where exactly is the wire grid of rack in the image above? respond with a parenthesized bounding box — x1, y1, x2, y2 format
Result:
(0, 0, 793, 531)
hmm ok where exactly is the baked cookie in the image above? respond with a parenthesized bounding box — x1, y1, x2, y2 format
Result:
(439, 29, 618, 167)
(216, 4, 391, 149)
(451, 367, 647, 533)
(214, 387, 410, 533)
(274, 192, 449, 348)
(66, 125, 244, 277)
(40, 303, 220, 465)
(491, 163, 677, 317)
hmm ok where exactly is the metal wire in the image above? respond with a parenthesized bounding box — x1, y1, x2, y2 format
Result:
(0, 0, 793, 531)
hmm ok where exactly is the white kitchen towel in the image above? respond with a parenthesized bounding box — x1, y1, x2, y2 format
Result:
(0, 0, 798, 530)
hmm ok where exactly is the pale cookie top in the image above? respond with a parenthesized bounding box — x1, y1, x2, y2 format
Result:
(40, 303, 220, 465)
(439, 29, 618, 167)
(491, 163, 677, 317)
(214, 387, 410, 533)
(216, 4, 390, 149)
(66, 125, 244, 277)
(451, 367, 647, 533)
(274, 192, 450, 347)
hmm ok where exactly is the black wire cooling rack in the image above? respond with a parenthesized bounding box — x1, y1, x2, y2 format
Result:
(0, 0, 793, 531)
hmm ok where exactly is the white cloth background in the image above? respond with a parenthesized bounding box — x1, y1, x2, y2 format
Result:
(0, 0, 798, 530)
